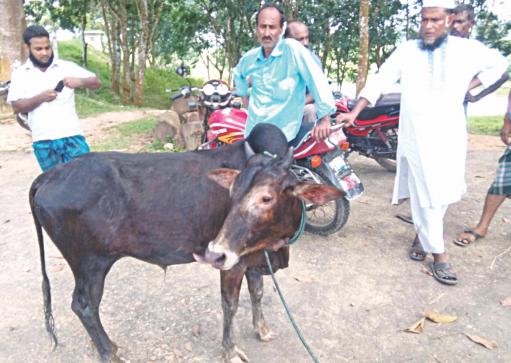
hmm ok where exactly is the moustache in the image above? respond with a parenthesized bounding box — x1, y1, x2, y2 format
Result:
(262, 36, 272, 41)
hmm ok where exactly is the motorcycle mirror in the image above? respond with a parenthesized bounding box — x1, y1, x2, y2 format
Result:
(176, 66, 189, 78)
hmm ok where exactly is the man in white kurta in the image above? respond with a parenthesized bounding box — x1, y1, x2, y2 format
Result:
(336, 0, 508, 285)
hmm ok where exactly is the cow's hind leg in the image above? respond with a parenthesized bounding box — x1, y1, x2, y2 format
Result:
(245, 268, 273, 342)
(70, 255, 118, 362)
(221, 264, 248, 363)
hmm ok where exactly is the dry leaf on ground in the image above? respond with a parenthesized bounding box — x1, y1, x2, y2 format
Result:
(424, 311, 457, 324)
(421, 267, 433, 276)
(191, 324, 201, 337)
(466, 334, 497, 349)
(405, 317, 426, 334)
(500, 297, 511, 306)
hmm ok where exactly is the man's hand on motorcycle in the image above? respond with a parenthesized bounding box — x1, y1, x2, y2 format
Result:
(312, 118, 331, 142)
(335, 112, 356, 127)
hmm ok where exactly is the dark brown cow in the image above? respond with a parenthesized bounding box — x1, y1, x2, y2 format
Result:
(30, 133, 343, 362)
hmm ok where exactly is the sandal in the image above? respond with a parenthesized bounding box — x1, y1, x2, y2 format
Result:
(430, 262, 458, 285)
(453, 228, 483, 247)
(409, 236, 426, 261)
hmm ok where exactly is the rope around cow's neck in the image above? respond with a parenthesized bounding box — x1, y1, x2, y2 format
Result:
(286, 201, 306, 245)
(264, 247, 319, 363)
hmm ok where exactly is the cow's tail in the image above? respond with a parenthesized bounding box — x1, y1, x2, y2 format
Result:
(29, 182, 58, 348)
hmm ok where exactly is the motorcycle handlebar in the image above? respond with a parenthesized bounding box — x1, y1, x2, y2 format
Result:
(169, 86, 200, 101)
(331, 122, 345, 130)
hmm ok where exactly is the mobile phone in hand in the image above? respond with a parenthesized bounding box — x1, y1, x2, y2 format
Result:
(54, 80, 64, 92)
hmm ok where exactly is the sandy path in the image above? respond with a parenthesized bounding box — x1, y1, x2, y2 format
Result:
(0, 115, 510, 362)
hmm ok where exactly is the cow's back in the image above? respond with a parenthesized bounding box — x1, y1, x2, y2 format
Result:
(30, 146, 245, 266)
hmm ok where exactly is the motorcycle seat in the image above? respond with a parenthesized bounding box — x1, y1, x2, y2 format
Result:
(289, 122, 315, 148)
(348, 93, 401, 120)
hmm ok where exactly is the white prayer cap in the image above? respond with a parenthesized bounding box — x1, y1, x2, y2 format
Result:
(422, 0, 456, 9)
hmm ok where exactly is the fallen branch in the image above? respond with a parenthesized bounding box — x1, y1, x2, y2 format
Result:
(490, 245, 511, 270)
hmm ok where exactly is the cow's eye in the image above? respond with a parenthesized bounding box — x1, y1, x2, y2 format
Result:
(262, 195, 272, 203)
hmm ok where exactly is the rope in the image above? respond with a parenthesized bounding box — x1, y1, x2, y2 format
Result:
(264, 250, 320, 363)
(286, 201, 306, 245)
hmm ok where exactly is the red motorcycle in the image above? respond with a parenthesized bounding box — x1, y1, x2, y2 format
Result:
(199, 96, 364, 236)
(333, 92, 400, 172)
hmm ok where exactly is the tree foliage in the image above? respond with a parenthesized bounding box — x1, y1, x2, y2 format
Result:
(21, 0, 510, 106)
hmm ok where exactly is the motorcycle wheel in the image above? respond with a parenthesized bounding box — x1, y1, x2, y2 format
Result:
(375, 157, 396, 172)
(304, 169, 350, 236)
(16, 113, 30, 131)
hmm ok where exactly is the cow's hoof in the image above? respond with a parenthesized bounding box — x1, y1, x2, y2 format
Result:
(255, 322, 274, 342)
(224, 345, 249, 363)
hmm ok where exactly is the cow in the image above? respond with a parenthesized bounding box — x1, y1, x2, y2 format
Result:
(29, 124, 343, 362)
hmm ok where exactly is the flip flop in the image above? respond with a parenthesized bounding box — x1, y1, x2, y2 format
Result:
(430, 262, 458, 285)
(453, 228, 483, 247)
(396, 214, 414, 225)
(409, 236, 426, 261)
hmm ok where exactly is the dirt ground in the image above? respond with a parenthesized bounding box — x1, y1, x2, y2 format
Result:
(0, 112, 510, 363)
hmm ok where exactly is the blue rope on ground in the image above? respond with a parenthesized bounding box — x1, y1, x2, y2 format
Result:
(264, 250, 320, 363)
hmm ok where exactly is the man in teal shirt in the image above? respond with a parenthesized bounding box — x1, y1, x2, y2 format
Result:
(233, 3, 336, 143)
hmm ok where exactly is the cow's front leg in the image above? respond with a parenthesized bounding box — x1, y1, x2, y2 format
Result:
(221, 264, 248, 363)
(245, 268, 273, 342)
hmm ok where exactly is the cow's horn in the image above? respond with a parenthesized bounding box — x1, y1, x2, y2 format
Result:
(279, 147, 294, 169)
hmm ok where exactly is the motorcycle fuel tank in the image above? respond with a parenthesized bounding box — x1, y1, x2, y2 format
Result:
(207, 107, 247, 143)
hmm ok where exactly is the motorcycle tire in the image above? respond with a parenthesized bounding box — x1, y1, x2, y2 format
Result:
(375, 157, 396, 172)
(16, 113, 30, 131)
(304, 168, 350, 236)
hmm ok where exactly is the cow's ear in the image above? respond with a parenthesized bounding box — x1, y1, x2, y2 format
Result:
(208, 168, 240, 189)
(289, 183, 344, 205)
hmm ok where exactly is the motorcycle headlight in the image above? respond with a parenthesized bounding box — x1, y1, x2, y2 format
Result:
(202, 83, 215, 96)
(217, 83, 229, 96)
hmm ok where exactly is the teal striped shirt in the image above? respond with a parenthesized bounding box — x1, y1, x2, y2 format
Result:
(233, 38, 336, 141)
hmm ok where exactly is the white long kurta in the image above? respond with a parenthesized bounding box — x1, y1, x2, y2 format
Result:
(360, 36, 508, 209)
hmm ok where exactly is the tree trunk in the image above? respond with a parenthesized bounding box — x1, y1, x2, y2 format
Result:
(81, 0, 89, 67)
(356, 0, 369, 96)
(134, 0, 148, 106)
(119, 0, 132, 104)
(0, 0, 26, 113)
(0, 0, 26, 80)
(100, 0, 121, 96)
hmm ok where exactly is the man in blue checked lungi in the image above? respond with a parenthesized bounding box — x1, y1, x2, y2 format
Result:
(454, 89, 511, 247)
(7, 25, 101, 172)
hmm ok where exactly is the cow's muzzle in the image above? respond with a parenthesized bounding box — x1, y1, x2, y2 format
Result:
(193, 242, 239, 270)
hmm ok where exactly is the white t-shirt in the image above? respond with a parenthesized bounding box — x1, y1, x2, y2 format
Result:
(7, 58, 95, 142)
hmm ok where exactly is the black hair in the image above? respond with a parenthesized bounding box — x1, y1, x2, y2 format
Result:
(453, 4, 475, 22)
(23, 25, 50, 45)
(256, 3, 285, 27)
(246, 123, 288, 158)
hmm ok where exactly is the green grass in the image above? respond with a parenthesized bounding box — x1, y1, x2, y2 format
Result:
(91, 117, 160, 152)
(58, 39, 202, 111)
(75, 94, 136, 117)
(468, 115, 504, 136)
